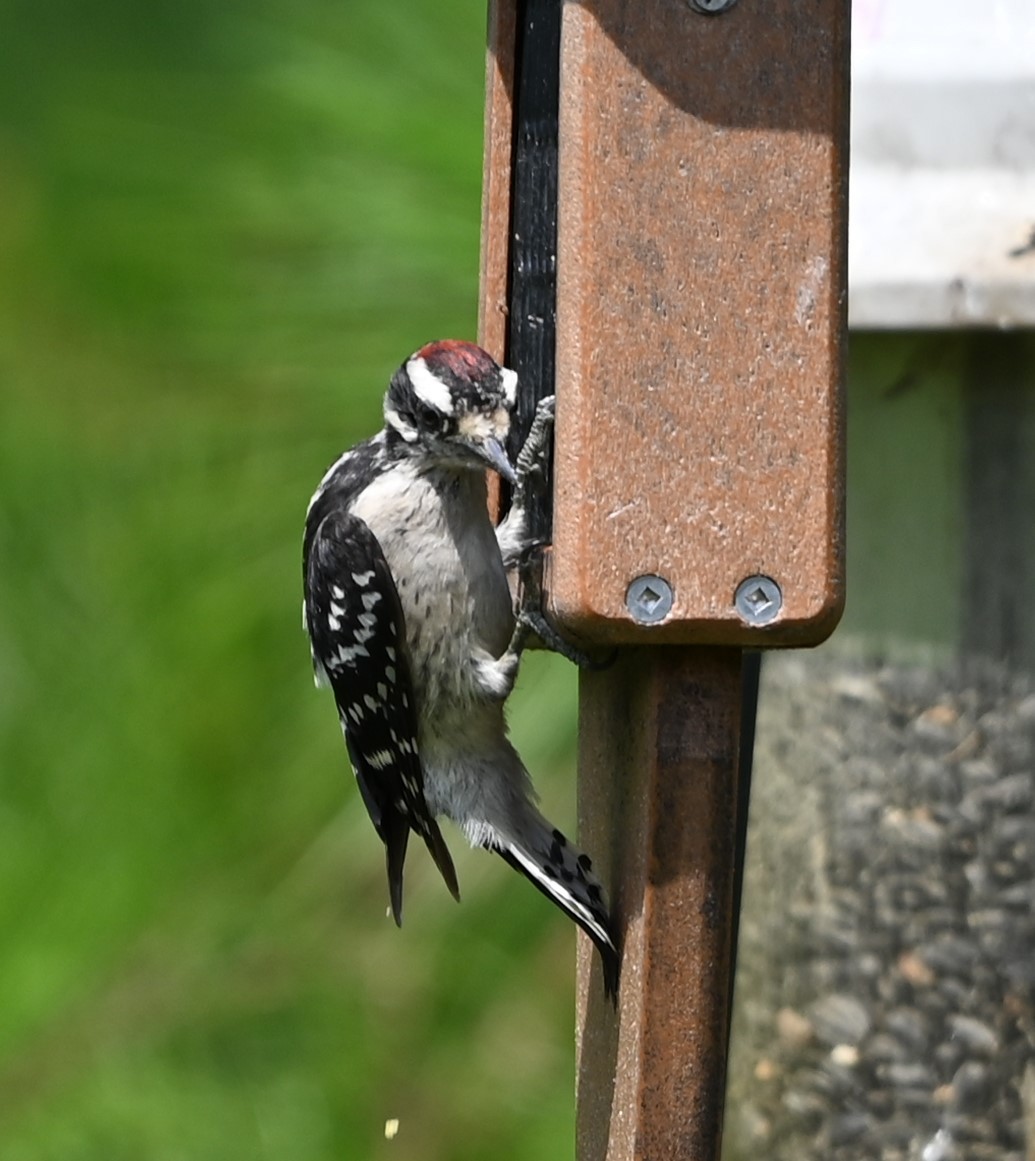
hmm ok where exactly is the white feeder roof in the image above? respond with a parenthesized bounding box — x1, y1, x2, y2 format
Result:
(848, 0, 1035, 328)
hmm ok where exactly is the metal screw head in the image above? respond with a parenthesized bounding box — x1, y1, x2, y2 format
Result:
(626, 575, 674, 624)
(734, 575, 783, 626)
(687, 0, 738, 14)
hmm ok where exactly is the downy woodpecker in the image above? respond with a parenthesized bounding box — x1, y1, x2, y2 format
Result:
(303, 340, 619, 997)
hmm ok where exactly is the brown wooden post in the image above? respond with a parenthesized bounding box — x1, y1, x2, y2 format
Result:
(480, 1, 850, 1157)
(576, 649, 742, 1160)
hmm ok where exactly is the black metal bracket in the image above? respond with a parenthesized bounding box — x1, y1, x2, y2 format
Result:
(505, 0, 561, 550)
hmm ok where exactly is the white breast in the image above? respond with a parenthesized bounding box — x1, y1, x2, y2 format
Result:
(350, 463, 514, 714)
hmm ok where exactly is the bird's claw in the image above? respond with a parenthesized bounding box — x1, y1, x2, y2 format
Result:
(511, 548, 614, 670)
(515, 608, 614, 671)
(515, 395, 556, 485)
(507, 395, 613, 670)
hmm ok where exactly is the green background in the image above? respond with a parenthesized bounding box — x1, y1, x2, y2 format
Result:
(2, 0, 1010, 1156)
(0, 3, 585, 1157)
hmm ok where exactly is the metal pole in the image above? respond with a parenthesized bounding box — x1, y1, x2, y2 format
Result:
(576, 649, 742, 1160)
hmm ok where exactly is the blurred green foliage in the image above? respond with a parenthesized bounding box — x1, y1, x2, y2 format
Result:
(0, 2, 582, 1156)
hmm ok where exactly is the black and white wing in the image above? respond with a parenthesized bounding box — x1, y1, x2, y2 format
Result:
(304, 508, 459, 922)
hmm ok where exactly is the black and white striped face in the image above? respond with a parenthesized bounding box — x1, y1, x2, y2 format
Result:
(383, 340, 519, 482)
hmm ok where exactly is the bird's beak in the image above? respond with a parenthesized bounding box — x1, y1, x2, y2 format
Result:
(478, 437, 517, 484)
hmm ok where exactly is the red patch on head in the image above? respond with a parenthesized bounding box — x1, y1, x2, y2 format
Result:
(416, 340, 498, 383)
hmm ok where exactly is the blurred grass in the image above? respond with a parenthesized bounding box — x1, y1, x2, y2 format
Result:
(0, 3, 582, 1157)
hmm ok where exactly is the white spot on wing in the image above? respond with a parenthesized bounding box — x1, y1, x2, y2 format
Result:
(352, 571, 375, 587)
(407, 356, 455, 415)
(334, 643, 369, 665)
(361, 591, 381, 610)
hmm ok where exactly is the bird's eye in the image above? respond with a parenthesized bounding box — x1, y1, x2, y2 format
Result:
(414, 400, 450, 433)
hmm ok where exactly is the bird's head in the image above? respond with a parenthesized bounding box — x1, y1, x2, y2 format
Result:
(384, 340, 519, 483)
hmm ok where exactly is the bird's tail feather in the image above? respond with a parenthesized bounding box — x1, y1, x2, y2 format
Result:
(493, 820, 620, 1001)
(383, 811, 409, 927)
(422, 820, 461, 904)
(384, 814, 460, 926)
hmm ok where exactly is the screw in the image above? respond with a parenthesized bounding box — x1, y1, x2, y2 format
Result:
(734, 575, 783, 626)
(687, 0, 738, 13)
(626, 575, 674, 624)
